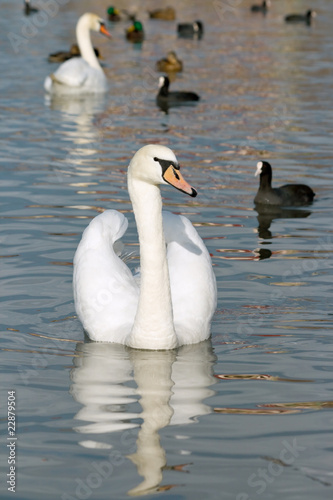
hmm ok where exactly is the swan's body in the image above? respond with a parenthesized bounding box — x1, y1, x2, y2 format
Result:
(44, 13, 111, 95)
(73, 145, 217, 350)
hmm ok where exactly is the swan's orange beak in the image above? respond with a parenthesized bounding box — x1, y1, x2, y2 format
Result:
(100, 24, 112, 38)
(162, 165, 197, 197)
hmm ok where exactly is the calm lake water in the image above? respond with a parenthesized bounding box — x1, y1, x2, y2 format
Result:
(1, 0, 333, 499)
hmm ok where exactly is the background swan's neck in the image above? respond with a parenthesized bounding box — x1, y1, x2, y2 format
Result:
(128, 178, 177, 349)
(76, 17, 101, 70)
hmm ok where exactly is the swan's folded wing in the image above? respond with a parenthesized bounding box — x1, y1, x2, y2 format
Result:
(52, 58, 89, 87)
(163, 211, 217, 344)
(73, 210, 139, 343)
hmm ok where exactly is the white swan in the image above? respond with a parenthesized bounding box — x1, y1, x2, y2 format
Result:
(73, 145, 217, 350)
(44, 13, 111, 95)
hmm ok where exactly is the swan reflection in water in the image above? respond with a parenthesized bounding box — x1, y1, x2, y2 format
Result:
(44, 92, 107, 146)
(70, 340, 216, 496)
(44, 93, 108, 178)
(46, 91, 106, 111)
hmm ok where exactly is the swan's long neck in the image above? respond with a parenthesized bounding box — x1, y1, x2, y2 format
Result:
(76, 16, 101, 70)
(127, 177, 177, 349)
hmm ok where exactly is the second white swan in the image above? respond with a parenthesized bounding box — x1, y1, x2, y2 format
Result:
(73, 145, 217, 350)
(44, 13, 111, 95)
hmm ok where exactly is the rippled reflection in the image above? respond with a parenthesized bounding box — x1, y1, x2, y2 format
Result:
(44, 93, 107, 154)
(70, 340, 216, 496)
(255, 205, 313, 241)
(45, 93, 106, 117)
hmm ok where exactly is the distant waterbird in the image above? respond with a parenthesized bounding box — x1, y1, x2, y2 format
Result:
(254, 161, 315, 206)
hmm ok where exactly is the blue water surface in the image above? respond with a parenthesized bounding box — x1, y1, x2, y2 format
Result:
(1, 1, 333, 499)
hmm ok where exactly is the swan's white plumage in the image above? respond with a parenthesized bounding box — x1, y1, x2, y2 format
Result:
(44, 13, 109, 95)
(48, 58, 92, 87)
(73, 145, 217, 349)
(73, 211, 139, 343)
(163, 211, 217, 345)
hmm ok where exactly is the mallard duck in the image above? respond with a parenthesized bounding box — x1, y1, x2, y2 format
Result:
(177, 20, 203, 39)
(47, 44, 101, 64)
(148, 7, 176, 21)
(126, 21, 144, 42)
(107, 6, 121, 22)
(254, 161, 315, 206)
(285, 10, 316, 25)
(156, 51, 183, 73)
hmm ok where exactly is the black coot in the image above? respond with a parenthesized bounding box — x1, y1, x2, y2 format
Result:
(24, 0, 38, 15)
(285, 10, 316, 25)
(250, 1, 270, 14)
(156, 76, 200, 111)
(254, 161, 315, 206)
(177, 20, 203, 39)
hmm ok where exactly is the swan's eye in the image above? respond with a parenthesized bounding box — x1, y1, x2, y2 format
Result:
(153, 157, 159, 162)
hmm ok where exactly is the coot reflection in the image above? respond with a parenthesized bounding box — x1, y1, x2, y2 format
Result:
(255, 204, 312, 241)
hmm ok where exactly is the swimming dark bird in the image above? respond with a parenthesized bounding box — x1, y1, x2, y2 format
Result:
(254, 161, 315, 206)
(24, 0, 38, 15)
(156, 51, 183, 73)
(107, 6, 121, 22)
(250, 1, 270, 14)
(285, 10, 316, 25)
(48, 44, 101, 63)
(148, 7, 176, 20)
(126, 21, 144, 43)
(177, 20, 203, 39)
(156, 76, 200, 111)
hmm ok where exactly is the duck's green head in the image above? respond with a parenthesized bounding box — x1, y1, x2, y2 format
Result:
(133, 21, 143, 32)
(107, 6, 119, 15)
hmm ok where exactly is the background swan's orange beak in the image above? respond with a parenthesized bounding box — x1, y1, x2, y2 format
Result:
(162, 165, 197, 197)
(100, 24, 112, 38)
